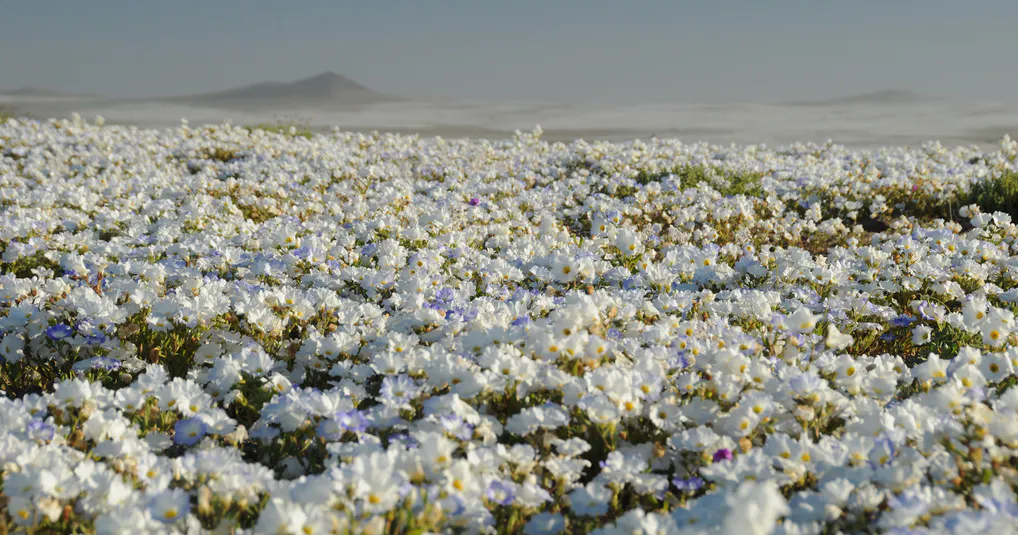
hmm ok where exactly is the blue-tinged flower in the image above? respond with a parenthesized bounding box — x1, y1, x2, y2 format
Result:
(173, 417, 207, 446)
(891, 315, 916, 327)
(85, 332, 107, 345)
(965, 387, 987, 403)
(336, 410, 370, 434)
(880, 332, 898, 341)
(95, 356, 121, 371)
(523, 512, 566, 535)
(511, 315, 532, 327)
(398, 482, 416, 498)
(387, 433, 417, 449)
(669, 353, 692, 369)
(72, 356, 122, 373)
(672, 476, 705, 492)
(45, 324, 74, 341)
(26, 418, 55, 442)
(316, 418, 344, 441)
(435, 287, 455, 303)
(439, 413, 473, 440)
(149, 488, 191, 524)
(486, 480, 515, 506)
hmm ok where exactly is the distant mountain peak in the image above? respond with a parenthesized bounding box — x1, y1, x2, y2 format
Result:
(287, 71, 375, 96)
(167, 71, 395, 108)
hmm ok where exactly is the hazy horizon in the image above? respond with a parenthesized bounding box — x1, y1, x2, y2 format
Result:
(3, 1, 1018, 105)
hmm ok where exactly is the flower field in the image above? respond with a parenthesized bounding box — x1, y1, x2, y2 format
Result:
(5, 115, 1018, 534)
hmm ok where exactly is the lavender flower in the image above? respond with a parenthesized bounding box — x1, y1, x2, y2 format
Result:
(26, 418, 55, 442)
(486, 480, 516, 506)
(672, 476, 705, 492)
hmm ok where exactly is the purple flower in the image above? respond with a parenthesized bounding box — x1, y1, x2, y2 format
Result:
(916, 301, 938, 321)
(672, 476, 704, 492)
(487, 480, 516, 506)
(26, 419, 55, 442)
(891, 315, 916, 328)
(45, 324, 74, 341)
(712, 448, 733, 463)
(468, 197, 481, 206)
(435, 287, 456, 303)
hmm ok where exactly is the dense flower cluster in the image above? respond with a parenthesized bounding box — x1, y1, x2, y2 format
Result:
(3, 114, 1018, 534)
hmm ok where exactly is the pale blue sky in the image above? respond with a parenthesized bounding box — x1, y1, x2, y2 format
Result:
(2, 1, 1016, 103)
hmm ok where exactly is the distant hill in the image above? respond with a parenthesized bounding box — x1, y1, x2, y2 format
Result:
(165, 72, 396, 109)
(785, 90, 937, 107)
(2, 87, 90, 98)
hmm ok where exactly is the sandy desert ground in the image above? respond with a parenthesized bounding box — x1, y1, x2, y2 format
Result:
(3, 74, 1016, 149)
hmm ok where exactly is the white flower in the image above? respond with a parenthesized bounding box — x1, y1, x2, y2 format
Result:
(722, 480, 790, 535)
(825, 324, 854, 351)
(148, 488, 190, 524)
(786, 307, 818, 334)
(911, 324, 932, 345)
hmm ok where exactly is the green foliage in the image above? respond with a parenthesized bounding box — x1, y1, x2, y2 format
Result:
(0, 248, 61, 278)
(246, 123, 314, 140)
(672, 165, 765, 197)
(631, 165, 764, 197)
(198, 147, 240, 163)
(0, 106, 17, 124)
(959, 169, 1018, 219)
